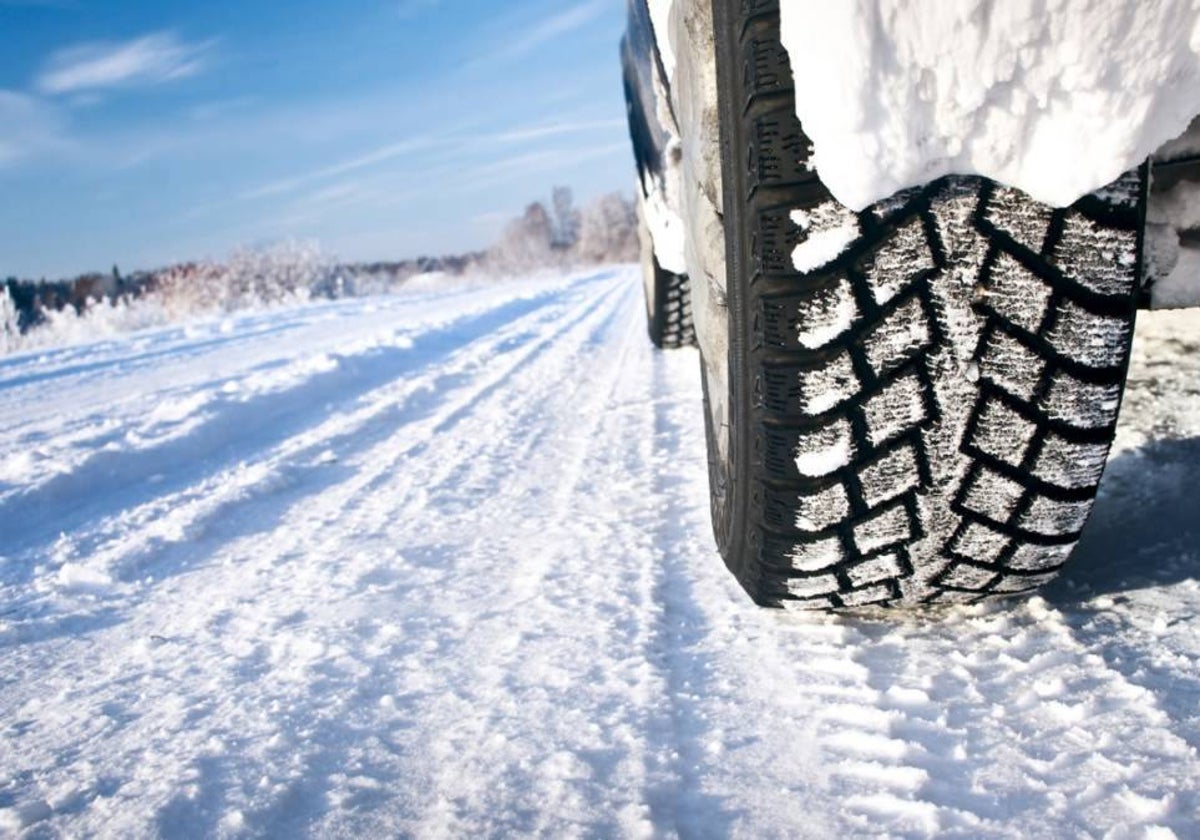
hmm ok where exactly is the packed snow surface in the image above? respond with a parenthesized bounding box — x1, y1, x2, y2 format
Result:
(2, 268, 1200, 837)
(780, 1, 1200, 209)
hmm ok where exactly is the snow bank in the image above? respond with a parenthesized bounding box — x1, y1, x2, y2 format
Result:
(780, 2, 1200, 209)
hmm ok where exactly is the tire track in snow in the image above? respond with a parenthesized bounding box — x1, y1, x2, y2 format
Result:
(817, 600, 1200, 838)
(0, 275, 621, 624)
(0, 280, 599, 557)
(192, 271, 654, 836)
(3, 275, 1199, 839)
(0, 270, 649, 837)
(0, 275, 601, 504)
(381, 276, 675, 838)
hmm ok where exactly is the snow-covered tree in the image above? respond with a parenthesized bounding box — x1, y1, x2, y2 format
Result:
(551, 186, 581, 251)
(488, 201, 556, 274)
(1, 284, 20, 355)
(575, 192, 638, 264)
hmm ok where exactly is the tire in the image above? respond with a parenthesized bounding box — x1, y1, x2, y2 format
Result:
(639, 193, 697, 349)
(706, 0, 1146, 610)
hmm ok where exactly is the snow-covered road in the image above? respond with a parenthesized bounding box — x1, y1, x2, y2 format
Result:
(1, 267, 1198, 838)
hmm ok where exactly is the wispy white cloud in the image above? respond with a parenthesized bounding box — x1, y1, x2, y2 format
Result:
(446, 140, 629, 193)
(487, 118, 625, 144)
(239, 116, 624, 203)
(0, 89, 68, 166)
(36, 31, 212, 95)
(239, 136, 432, 200)
(480, 0, 609, 65)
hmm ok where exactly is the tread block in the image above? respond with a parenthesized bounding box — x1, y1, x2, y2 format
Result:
(962, 467, 1026, 523)
(764, 482, 852, 533)
(857, 443, 921, 510)
(750, 110, 816, 189)
(1031, 434, 1110, 490)
(847, 552, 905, 587)
(795, 276, 861, 349)
(754, 207, 803, 276)
(1038, 371, 1122, 430)
(762, 352, 860, 415)
(783, 535, 845, 573)
(937, 562, 1001, 591)
(789, 420, 854, 478)
(870, 187, 923, 223)
(970, 399, 1037, 468)
(1007, 542, 1074, 571)
(978, 331, 1046, 402)
(1046, 300, 1131, 369)
(745, 38, 794, 97)
(780, 595, 836, 611)
(1051, 211, 1139, 296)
(858, 217, 937, 304)
(862, 295, 933, 377)
(852, 503, 912, 555)
(990, 572, 1058, 594)
(984, 186, 1054, 254)
(949, 521, 1011, 564)
(762, 281, 862, 350)
(1018, 496, 1092, 536)
(790, 203, 862, 273)
(840, 582, 895, 606)
(985, 251, 1054, 334)
(783, 573, 841, 598)
(862, 372, 928, 447)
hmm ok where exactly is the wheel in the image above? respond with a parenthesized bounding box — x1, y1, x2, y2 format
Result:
(638, 190, 697, 349)
(705, 0, 1146, 609)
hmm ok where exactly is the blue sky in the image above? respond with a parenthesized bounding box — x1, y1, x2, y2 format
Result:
(0, 0, 633, 278)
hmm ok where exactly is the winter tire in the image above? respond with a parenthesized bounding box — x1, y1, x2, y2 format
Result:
(706, 0, 1146, 609)
(639, 195, 697, 350)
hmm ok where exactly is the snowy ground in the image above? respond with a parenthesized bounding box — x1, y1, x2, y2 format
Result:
(1, 266, 1198, 838)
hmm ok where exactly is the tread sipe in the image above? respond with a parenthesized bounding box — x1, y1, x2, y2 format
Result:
(709, 0, 1145, 609)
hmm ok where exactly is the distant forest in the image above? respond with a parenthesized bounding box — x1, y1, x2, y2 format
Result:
(3, 188, 637, 338)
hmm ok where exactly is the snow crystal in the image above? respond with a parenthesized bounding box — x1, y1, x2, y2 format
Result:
(790, 206, 860, 273)
(793, 276, 860, 349)
(789, 535, 844, 572)
(793, 483, 851, 532)
(780, 2, 1200, 209)
(847, 553, 904, 587)
(793, 420, 853, 477)
(784, 572, 840, 597)
(852, 504, 911, 555)
(795, 351, 859, 415)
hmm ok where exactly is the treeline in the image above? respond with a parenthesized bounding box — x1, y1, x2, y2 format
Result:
(2, 187, 638, 352)
(483, 188, 638, 274)
(2, 250, 485, 337)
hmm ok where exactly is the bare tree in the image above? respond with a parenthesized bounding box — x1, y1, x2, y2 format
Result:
(488, 201, 556, 274)
(551, 186, 581, 251)
(0, 284, 19, 355)
(575, 192, 638, 264)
